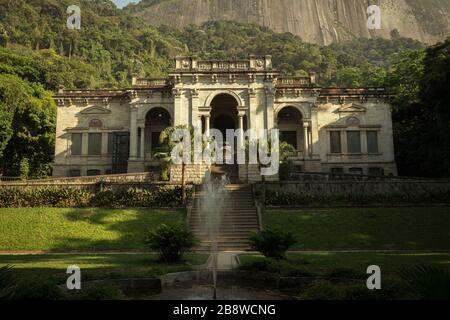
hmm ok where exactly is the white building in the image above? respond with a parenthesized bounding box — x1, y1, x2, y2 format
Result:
(53, 56, 397, 181)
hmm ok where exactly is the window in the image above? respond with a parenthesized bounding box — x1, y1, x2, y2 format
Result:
(88, 133, 102, 156)
(331, 167, 344, 174)
(87, 169, 101, 176)
(329, 131, 342, 154)
(349, 167, 364, 175)
(68, 169, 81, 177)
(367, 131, 379, 154)
(369, 167, 384, 176)
(107, 133, 114, 156)
(347, 131, 361, 153)
(71, 133, 82, 156)
(280, 131, 298, 150)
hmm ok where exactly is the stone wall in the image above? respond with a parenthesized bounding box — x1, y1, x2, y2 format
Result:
(170, 164, 211, 184)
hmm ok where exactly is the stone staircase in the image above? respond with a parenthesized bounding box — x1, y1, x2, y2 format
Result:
(189, 184, 260, 252)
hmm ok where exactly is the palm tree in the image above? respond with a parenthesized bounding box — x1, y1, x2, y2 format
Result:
(155, 125, 197, 205)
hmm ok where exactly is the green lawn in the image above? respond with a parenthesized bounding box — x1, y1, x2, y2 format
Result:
(264, 207, 450, 250)
(0, 253, 208, 282)
(239, 252, 450, 276)
(0, 208, 184, 251)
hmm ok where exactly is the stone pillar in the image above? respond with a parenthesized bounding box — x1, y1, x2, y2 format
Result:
(81, 133, 88, 156)
(205, 115, 210, 136)
(173, 89, 183, 126)
(191, 90, 199, 127)
(101, 132, 108, 156)
(129, 106, 138, 160)
(238, 114, 244, 147)
(265, 87, 275, 130)
(310, 107, 319, 156)
(303, 122, 310, 158)
(140, 126, 145, 159)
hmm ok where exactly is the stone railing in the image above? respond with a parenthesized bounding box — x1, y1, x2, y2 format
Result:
(277, 77, 311, 87)
(197, 60, 251, 71)
(132, 77, 169, 87)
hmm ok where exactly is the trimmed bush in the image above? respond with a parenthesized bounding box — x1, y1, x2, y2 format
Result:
(145, 224, 198, 262)
(0, 186, 191, 208)
(249, 228, 297, 260)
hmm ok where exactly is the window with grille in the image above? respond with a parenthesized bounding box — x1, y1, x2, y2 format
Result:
(88, 133, 102, 155)
(71, 133, 82, 156)
(330, 131, 342, 154)
(347, 131, 361, 154)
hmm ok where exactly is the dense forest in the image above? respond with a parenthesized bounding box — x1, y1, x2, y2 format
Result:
(0, 0, 448, 178)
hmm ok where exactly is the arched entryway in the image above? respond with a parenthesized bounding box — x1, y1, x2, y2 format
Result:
(277, 106, 304, 152)
(144, 107, 171, 157)
(210, 93, 239, 138)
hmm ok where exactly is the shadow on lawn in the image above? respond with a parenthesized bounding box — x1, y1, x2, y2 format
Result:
(50, 208, 184, 252)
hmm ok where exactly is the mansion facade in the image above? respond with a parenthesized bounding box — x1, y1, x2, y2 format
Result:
(53, 56, 397, 180)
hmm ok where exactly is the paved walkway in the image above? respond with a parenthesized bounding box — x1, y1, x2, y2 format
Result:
(2, 249, 450, 256)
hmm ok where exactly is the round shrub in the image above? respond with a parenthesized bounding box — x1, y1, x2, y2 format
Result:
(145, 224, 198, 262)
(249, 228, 297, 260)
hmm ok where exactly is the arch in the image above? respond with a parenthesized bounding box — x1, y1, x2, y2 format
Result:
(276, 106, 305, 152)
(274, 103, 309, 120)
(142, 106, 173, 123)
(144, 107, 172, 156)
(204, 90, 244, 108)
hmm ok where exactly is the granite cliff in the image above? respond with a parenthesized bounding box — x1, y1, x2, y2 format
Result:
(128, 0, 450, 45)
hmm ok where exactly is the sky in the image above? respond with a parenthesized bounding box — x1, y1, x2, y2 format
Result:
(113, 0, 141, 9)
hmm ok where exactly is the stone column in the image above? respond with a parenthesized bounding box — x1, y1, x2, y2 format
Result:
(140, 126, 145, 159)
(205, 115, 211, 136)
(173, 89, 183, 126)
(238, 114, 245, 147)
(129, 105, 138, 160)
(303, 122, 310, 158)
(101, 132, 108, 156)
(265, 87, 275, 130)
(81, 133, 88, 156)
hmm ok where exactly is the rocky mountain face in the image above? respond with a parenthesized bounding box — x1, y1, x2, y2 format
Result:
(129, 0, 450, 45)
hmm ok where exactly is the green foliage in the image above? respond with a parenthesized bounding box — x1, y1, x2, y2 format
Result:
(249, 228, 297, 260)
(389, 38, 450, 177)
(145, 223, 198, 262)
(239, 258, 311, 277)
(401, 265, 450, 300)
(13, 278, 64, 300)
(0, 74, 56, 178)
(0, 265, 16, 300)
(264, 189, 450, 206)
(301, 278, 411, 300)
(66, 281, 125, 300)
(0, 186, 190, 208)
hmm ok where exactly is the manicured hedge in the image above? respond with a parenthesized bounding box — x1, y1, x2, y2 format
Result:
(264, 189, 450, 206)
(0, 186, 190, 208)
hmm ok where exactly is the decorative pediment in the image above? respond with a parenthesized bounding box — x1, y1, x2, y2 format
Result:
(80, 106, 111, 115)
(337, 103, 366, 113)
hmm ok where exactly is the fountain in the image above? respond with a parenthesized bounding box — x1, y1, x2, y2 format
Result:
(199, 171, 230, 300)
